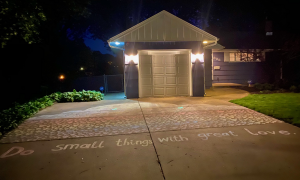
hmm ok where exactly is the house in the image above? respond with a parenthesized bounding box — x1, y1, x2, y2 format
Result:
(208, 31, 277, 84)
(107, 10, 276, 98)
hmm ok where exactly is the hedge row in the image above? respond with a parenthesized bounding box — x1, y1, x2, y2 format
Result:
(254, 83, 300, 92)
(0, 90, 103, 135)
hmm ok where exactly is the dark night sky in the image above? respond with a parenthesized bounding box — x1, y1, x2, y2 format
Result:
(84, 0, 299, 54)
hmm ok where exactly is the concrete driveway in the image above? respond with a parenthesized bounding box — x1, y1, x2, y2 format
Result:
(1, 88, 300, 180)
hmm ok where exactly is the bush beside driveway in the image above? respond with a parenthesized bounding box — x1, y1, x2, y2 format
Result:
(230, 93, 300, 126)
(0, 90, 103, 136)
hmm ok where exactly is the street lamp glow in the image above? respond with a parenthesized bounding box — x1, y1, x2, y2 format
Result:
(59, 75, 65, 80)
(80, 67, 84, 70)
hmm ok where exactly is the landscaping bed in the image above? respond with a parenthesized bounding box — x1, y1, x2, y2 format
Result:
(0, 90, 103, 136)
(230, 93, 300, 126)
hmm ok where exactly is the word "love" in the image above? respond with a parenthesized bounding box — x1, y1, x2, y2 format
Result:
(244, 128, 291, 136)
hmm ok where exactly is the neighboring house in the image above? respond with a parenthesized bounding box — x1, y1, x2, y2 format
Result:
(107, 10, 278, 98)
(208, 32, 277, 84)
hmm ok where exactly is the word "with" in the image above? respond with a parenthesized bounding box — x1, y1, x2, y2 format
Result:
(116, 138, 153, 146)
(52, 141, 104, 151)
(158, 135, 188, 142)
(0, 147, 34, 158)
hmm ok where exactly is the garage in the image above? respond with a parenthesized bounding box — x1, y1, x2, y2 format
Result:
(139, 50, 191, 97)
(107, 10, 219, 98)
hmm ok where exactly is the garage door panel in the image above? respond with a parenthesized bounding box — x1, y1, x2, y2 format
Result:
(177, 86, 189, 95)
(177, 66, 189, 75)
(165, 56, 175, 65)
(165, 67, 176, 75)
(166, 77, 176, 85)
(177, 77, 189, 85)
(153, 67, 164, 75)
(141, 87, 153, 97)
(166, 87, 176, 96)
(139, 53, 190, 97)
(153, 77, 164, 85)
(153, 55, 165, 65)
(153, 87, 164, 96)
(176, 54, 189, 65)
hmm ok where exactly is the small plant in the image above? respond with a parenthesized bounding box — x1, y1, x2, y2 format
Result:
(290, 85, 297, 92)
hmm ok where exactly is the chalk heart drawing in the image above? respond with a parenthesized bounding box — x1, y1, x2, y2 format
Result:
(0, 147, 34, 158)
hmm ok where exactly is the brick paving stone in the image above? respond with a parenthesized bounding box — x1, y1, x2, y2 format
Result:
(145, 109, 282, 132)
(0, 115, 148, 143)
(0, 100, 283, 143)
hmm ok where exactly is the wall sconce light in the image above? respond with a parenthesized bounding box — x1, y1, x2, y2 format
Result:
(203, 41, 208, 44)
(191, 53, 204, 63)
(125, 54, 138, 64)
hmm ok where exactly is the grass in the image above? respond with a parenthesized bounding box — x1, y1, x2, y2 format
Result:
(230, 93, 300, 126)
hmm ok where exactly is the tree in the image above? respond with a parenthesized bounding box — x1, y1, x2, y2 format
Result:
(0, 0, 46, 47)
(282, 34, 300, 61)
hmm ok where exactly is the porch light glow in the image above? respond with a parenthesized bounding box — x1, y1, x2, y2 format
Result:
(191, 53, 204, 63)
(203, 41, 208, 44)
(115, 42, 120, 45)
(125, 54, 138, 64)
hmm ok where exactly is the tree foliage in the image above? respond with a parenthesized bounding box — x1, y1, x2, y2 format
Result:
(0, 0, 46, 47)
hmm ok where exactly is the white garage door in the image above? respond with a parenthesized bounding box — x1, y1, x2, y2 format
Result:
(139, 53, 190, 97)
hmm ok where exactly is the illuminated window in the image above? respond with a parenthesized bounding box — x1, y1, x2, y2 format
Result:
(230, 53, 235, 61)
(229, 53, 253, 62)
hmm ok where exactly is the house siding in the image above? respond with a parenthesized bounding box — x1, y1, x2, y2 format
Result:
(204, 49, 212, 89)
(212, 52, 267, 84)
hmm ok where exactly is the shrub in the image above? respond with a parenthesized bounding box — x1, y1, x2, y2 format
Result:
(297, 85, 300, 93)
(276, 89, 286, 93)
(254, 83, 263, 90)
(55, 89, 103, 102)
(263, 83, 274, 91)
(254, 83, 274, 91)
(0, 90, 103, 135)
(290, 85, 297, 92)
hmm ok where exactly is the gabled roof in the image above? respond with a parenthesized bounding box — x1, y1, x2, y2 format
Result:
(108, 10, 218, 43)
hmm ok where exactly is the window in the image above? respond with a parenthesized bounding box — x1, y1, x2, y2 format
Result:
(228, 52, 262, 62)
(230, 53, 235, 61)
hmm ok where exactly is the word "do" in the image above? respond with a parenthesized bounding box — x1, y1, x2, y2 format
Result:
(0, 146, 34, 158)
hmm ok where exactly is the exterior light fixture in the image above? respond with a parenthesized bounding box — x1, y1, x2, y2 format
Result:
(125, 54, 138, 64)
(191, 53, 204, 63)
(203, 41, 208, 44)
(80, 67, 84, 70)
(59, 75, 65, 80)
(115, 42, 120, 45)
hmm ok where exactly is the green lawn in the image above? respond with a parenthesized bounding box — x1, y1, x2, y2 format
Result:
(230, 93, 300, 126)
